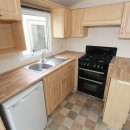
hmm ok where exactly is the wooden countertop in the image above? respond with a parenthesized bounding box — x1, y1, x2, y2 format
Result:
(0, 51, 84, 103)
(109, 57, 130, 82)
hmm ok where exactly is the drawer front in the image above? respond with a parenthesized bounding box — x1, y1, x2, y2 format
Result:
(64, 61, 75, 75)
(47, 68, 63, 83)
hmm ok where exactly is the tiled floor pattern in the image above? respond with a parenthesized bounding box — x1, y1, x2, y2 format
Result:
(45, 91, 130, 130)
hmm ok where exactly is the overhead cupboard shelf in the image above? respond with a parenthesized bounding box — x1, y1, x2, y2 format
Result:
(0, 0, 26, 56)
(0, 21, 26, 56)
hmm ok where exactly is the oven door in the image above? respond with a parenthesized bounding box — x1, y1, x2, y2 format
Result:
(78, 67, 106, 82)
(78, 76, 105, 99)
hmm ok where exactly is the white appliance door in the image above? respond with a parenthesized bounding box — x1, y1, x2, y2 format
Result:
(8, 85, 47, 130)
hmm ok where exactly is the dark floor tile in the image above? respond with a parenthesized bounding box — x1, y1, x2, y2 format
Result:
(67, 111, 78, 120)
(64, 102, 74, 110)
(48, 120, 61, 130)
(57, 125, 69, 130)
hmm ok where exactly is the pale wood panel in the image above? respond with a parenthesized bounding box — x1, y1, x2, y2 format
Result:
(52, 8, 64, 38)
(82, 3, 124, 26)
(64, 61, 74, 97)
(110, 57, 130, 82)
(21, 0, 65, 9)
(0, 23, 14, 49)
(49, 78, 63, 114)
(44, 61, 75, 115)
(11, 21, 26, 50)
(52, 8, 71, 38)
(47, 65, 63, 83)
(0, 0, 22, 21)
(0, 21, 26, 55)
(119, 2, 130, 38)
(64, 8, 71, 37)
(71, 9, 87, 37)
(103, 78, 130, 129)
(0, 117, 6, 130)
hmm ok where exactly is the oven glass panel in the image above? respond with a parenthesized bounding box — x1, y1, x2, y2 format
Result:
(79, 68, 106, 82)
(78, 78, 105, 99)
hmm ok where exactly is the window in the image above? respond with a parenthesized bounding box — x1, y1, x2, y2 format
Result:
(22, 7, 52, 56)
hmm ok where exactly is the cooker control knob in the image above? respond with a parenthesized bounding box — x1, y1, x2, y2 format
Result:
(94, 63, 96, 67)
(101, 65, 104, 69)
(87, 62, 90, 66)
(97, 64, 100, 68)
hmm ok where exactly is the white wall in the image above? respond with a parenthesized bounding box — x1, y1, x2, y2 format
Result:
(0, 38, 67, 74)
(67, 27, 130, 57)
(67, 0, 130, 58)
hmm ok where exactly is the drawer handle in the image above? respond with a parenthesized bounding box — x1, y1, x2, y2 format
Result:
(117, 80, 130, 86)
(0, 14, 2, 16)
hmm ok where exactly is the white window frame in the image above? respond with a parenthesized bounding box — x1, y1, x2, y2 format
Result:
(21, 8, 52, 58)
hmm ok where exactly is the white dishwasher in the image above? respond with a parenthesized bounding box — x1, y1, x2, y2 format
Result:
(1, 81, 47, 130)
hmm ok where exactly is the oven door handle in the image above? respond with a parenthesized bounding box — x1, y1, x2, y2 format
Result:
(79, 76, 103, 84)
(79, 68, 105, 74)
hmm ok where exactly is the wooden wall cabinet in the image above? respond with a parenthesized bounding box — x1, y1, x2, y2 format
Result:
(0, 0, 22, 21)
(0, 117, 6, 130)
(103, 79, 130, 129)
(71, 9, 87, 37)
(82, 3, 124, 26)
(44, 61, 75, 115)
(52, 8, 71, 38)
(0, 21, 26, 55)
(119, 2, 130, 39)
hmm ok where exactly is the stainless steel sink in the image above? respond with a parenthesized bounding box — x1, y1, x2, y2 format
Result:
(45, 57, 68, 66)
(29, 63, 53, 72)
(25, 57, 69, 73)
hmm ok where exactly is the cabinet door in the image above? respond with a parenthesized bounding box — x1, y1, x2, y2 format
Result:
(49, 79, 63, 114)
(103, 79, 130, 129)
(82, 3, 124, 26)
(0, 0, 22, 21)
(64, 62, 74, 98)
(0, 117, 6, 130)
(71, 9, 87, 37)
(64, 9, 71, 37)
(52, 8, 70, 38)
(119, 2, 130, 38)
(52, 8, 64, 38)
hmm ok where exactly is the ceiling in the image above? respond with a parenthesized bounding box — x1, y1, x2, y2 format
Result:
(49, 0, 83, 7)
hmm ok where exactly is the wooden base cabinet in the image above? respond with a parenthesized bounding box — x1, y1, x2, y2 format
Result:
(0, 0, 22, 21)
(63, 62, 74, 99)
(44, 61, 75, 115)
(103, 79, 130, 130)
(119, 2, 130, 39)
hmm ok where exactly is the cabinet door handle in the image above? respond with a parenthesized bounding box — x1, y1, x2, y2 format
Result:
(117, 80, 130, 86)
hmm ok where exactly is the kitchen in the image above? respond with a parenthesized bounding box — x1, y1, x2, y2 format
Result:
(0, 0, 130, 130)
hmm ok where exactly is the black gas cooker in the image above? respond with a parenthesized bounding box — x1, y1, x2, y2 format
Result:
(78, 45, 117, 99)
(79, 46, 117, 72)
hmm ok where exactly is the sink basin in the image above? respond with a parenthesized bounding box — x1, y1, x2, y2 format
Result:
(28, 63, 53, 72)
(25, 57, 69, 73)
(45, 57, 68, 66)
